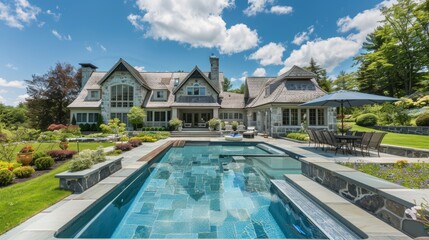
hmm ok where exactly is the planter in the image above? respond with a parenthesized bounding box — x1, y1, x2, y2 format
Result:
(55, 157, 122, 193)
(16, 153, 33, 166)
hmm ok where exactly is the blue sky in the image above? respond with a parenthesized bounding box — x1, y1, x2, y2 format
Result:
(0, 0, 392, 106)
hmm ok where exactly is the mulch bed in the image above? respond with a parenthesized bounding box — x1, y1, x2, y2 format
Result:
(5, 159, 71, 186)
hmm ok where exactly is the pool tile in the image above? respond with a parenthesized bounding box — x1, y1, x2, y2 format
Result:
(139, 202, 155, 214)
(133, 225, 151, 238)
(217, 223, 237, 238)
(153, 199, 174, 210)
(198, 232, 217, 238)
(156, 210, 175, 220)
(191, 218, 210, 232)
(235, 220, 257, 238)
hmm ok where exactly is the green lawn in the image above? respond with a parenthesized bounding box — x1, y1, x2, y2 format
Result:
(0, 142, 114, 235)
(349, 123, 429, 149)
(0, 161, 72, 234)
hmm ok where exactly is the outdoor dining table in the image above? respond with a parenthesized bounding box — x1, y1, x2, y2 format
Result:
(335, 135, 362, 155)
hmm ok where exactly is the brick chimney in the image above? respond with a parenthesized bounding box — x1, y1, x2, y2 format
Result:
(79, 63, 98, 90)
(209, 54, 219, 82)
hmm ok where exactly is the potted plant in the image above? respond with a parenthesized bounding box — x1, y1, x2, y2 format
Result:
(169, 118, 183, 131)
(208, 118, 220, 131)
(231, 121, 238, 131)
(17, 145, 35, 166)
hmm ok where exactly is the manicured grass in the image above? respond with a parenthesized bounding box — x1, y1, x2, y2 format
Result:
(0, 161, 72, 234)
(340, 161, 429, 189)
(0, 142, 113, 234)
(349, 123, 429, 149)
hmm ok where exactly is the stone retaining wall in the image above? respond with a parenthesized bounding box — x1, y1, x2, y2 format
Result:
(301, 161, 428, 238)
(55, 157, 122, 193)
(374, 125, 429, 135)
(379, 144, 429, 158)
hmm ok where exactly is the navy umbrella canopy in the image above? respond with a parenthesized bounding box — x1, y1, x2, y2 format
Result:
(300, 90, 399, 133)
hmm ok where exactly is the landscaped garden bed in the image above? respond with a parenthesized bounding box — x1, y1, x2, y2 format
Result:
(339, 160, 429, 189)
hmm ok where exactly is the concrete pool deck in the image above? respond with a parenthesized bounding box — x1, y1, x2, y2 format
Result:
(1, 136, 427, 239)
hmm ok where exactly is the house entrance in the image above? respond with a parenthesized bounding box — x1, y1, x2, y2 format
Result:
(182, 112, 212, 128)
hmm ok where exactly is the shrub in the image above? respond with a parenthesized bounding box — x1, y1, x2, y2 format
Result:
(13, 166, 35, 178)
(140, 136, 157, 142)
(128, 139, 142, 147)
(47, 124, 67, 131)
(69, 157, 93, 172)
(68, 148, 106, 172)
(62, 125, 81, 136)
(47, 150, 78, 161)
(34, 157, 55, 170)
(169, 118, 183, 130)
(33, 151, 49, 162)
(119, 136, 129, 141)
(106, 149, 122, 156)
(394, 160, 408, 169)
(115, 143, 133, 151)
(231, 121, 238, 131)
(356, 113, 378, 127)
(208, 118, 220, 130)
(416, 112, 429, 126)
(0, 169, 14, 186)
(91, 147, 106, 164)
(0, 161, 20, 171)
(286, 132, 309, 141)
(37, 131, 61, 141)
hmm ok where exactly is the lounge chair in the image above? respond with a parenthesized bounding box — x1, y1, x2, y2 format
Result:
(364, 132, 386, 157)
(237, 125, 246, 133)
(357, 132, 374, 156)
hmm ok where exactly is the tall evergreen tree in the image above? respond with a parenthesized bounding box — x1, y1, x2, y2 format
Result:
(26, 63, 81, 130)
(223, 77, 232, 92)
(304, 58, 332, 92)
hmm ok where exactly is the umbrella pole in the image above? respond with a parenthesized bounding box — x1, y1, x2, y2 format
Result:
(341, 102, 344, 135)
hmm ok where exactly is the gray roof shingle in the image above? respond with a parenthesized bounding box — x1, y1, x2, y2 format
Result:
(220, 92, 245, 108)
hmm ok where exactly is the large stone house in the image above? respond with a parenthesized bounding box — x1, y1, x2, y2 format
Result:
(68, 56, 336, 136)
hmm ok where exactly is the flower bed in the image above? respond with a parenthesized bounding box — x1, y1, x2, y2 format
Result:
(340, 160, 429, 189)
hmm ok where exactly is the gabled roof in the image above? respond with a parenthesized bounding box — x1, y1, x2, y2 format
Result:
(173, 66, 220, 94)
(68, 72, 104, 108)
(270, 65, 317, 85)
(98, 58, 150, 90)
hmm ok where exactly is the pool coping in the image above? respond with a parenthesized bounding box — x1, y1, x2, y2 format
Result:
(0, 138, 419, 239)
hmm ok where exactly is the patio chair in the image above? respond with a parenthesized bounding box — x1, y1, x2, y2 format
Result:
(247, 126, 258, 134)
(364, 132, 387, 157)
(357, 132, 374, 157)
(314, 130, 327, 150)
(237, 125, 246, 133)
(325, 131, 347, 155)
(306, 129, 317, 147)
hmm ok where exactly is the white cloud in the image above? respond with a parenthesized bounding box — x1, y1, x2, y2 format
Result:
(280, 37, 361, 74)
(270, 6, 293, 15)
(0, 77, 26, 88)
(0, 0, 40, 29)
(231, 71, 248, 85)
(249, 42, 285, 66)
(129, 0, 258, 54)
(292, 25, 314, 45)
(244, 0, 292, 16)
(337, 8, 384, 44)
(17, 94, 28, 101)
(97, 43, 107, 51)
(134, 66, 145, 72)
(5, 63, 18, 70)
(253, 67, 266, 77)
(0, 89, 7, 94)
(127, 14, 144, 30)
(52, 29, 72, 41)
(280, 2, 391, 74)
(86, 46, 92, 52)
(46, 9, 61, 21)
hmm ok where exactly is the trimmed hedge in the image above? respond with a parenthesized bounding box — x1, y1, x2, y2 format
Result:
(286, 132, 309, 141)
(0, 169, 14, 186)
(356, 113, 378, 127)
(115, 143, 133, 151)
(47, 150, 78, 161)
(13, 166, 35, 178)
(34, 157, 55, 170)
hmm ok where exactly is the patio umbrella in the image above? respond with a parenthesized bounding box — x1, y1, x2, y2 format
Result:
(299, 90, 399, 134)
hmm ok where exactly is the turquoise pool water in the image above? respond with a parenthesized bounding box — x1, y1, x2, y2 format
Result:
(58, 143, 328, 239)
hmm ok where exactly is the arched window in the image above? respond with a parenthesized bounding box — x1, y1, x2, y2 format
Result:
(187, 83, 206, 96)
(110, 85, 134, 107)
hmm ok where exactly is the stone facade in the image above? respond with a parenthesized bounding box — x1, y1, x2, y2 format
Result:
(176, 78, 217, 99)
(101, 72, 148, 123)
(55, 157, 122, 193)
(301, 161, 428, 238)
(374, 125, 429, 136)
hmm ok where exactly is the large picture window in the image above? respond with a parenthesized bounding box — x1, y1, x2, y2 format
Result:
(308, 109, 325, 126)
(111, 85, 134, 108)
(76, 113, 87, 123)
(282, 109, 299, 126)
(110, 113, 128, 126)
(186, 83, 206, 96)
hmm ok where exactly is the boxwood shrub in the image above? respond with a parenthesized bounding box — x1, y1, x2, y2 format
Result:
(356, 113, 378, 127)
(13, 166, 35, 178)
(34, 156, 55, 170)
(416, 112, 429, 126)
(0, 169, 14, 186)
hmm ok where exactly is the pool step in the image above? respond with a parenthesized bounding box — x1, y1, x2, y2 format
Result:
(171, 140, 186, 147)
(282, 174, 411, 239)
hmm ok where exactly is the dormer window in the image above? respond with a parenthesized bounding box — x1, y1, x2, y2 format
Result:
(174, 78, 179, 86)
(265, 85, 270, 97)
(154, 90, 167, 100)
(89, 90, 100, 100)
(187, 83, 206, 96)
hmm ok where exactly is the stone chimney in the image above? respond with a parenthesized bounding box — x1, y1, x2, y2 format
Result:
(209, 54, 219, 82)
(79, 63, 98, 90)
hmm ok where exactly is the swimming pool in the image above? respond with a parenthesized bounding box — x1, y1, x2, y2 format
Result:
(56, 142, 356, 239)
